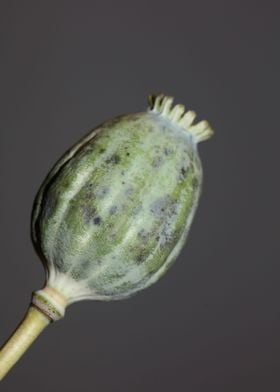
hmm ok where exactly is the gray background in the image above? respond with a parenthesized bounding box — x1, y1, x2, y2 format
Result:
(0, 1, 279, 391)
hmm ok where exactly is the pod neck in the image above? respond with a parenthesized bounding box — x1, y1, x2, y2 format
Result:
(32, 285, 67, 322)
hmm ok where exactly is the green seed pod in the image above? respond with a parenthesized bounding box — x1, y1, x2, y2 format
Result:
(32, 94, 213, 305)
(0, 94, 213, 380)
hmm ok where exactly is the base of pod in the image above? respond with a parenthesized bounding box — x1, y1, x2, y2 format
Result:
(32, 285, 67, 322)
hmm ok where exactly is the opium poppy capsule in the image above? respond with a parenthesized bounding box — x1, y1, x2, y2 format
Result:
(0, 94, 214, 379)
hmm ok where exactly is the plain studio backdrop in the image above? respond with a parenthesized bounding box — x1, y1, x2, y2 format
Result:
(0, 1, 279, 391)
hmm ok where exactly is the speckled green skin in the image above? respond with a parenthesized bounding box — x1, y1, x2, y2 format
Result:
(32, 111, 203, 303)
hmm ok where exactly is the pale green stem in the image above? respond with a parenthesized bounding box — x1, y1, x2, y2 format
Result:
(0, 306, 50, 380)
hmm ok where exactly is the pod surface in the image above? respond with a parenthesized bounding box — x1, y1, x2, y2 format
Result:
(32, 95, 213, 303)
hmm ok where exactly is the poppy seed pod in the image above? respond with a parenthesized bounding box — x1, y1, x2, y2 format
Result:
(0, 94, 213, 380)
(31, 94, 213, 311)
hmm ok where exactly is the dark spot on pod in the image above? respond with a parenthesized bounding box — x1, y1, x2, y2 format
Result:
(99, 148, 105, 154)
(178, 166, 189, 181)
(125, 186, 134, 196)
(113, 154, 121, 164)
(96, 186, 109, 199)
(137, 228, 149, 241)
(109, 205, 118, 214)
(169, 204, 177, 216)
(136, 252, 146, 264)
(163, 229, 181, 250)
(151, 155, 163, 168)
(81, 259, 91, 269)
(126, 152, 130, 156)
(164, 147, 173, 156)
(122, 181, 125, 185)
(150, 195, 172, 216)
(121, 170, 125, 175)
(106, 154, 120, 164)
(93, 216, 102, 225)
(82, 204, 97, 224)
